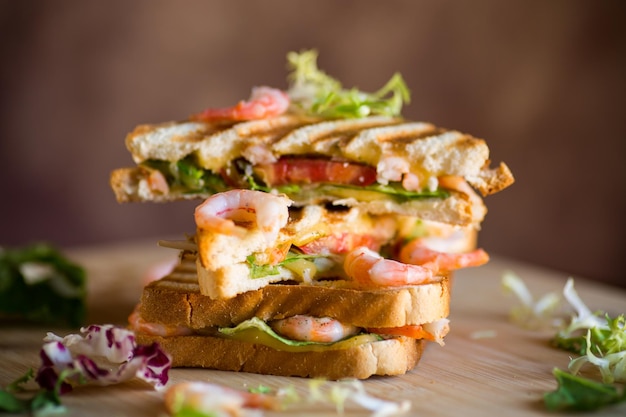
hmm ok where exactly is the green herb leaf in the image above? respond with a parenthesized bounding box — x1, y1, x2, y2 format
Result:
(544, 368, 626, 411)
(287, 50, 410, 119)
(0, 390, 28, 413)
(0, 367, 65, 414)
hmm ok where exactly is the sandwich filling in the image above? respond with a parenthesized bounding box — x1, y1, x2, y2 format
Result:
(129, 309, 450, 353)
(191, 189, 487, 298)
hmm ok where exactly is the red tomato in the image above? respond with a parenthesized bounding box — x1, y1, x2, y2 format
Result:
(367, 325, 433, 341)
(254, 158, 377, 186)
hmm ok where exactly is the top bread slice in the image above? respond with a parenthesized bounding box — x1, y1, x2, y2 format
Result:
(117, 115, 514, 197)
(138, 259, 451, 330)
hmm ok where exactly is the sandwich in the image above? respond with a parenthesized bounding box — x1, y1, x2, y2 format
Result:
(115, 50, 514, 379)
(130, 252, 451, 379)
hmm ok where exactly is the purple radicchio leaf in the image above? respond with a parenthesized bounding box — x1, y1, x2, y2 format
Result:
(36, 324, 171, 392)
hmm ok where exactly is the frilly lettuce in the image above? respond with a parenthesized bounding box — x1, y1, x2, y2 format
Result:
(286, 50, 410, 119)
(501, 270, 562, 330)
(503, 273, 626, 410)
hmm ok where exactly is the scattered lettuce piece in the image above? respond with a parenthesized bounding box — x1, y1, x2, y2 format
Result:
(501, 271, 562, 330)
(0, 243, 86, 327)
(544, 368, 626, 412)
(503, 273, 626, 411)
(287, 50, 410, 119)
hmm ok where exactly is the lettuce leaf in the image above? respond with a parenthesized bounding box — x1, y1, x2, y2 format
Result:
(503, 273, 626, 411)
(0, 243, 86, 327)
(544, 368, 626, 411)
(219, 317, 334, 347)
(142, 157, 227, 194)
(286, 50, 410, 119)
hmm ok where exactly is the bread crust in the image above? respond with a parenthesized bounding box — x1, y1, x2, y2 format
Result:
(136, 333, 424, 379)
(139, 272, 451, 329)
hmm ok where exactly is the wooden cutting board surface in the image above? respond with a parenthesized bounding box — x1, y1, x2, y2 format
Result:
(1, 240, 625, 416)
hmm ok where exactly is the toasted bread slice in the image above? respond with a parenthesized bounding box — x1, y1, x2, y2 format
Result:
(135, 332, 424, 379)
(118, 115, 513, 197)
(138, 262, 451, 329)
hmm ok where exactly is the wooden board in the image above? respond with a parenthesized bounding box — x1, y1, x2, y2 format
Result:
(1, 240, 625, 416)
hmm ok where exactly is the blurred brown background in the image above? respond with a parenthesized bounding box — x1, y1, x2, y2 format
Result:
(1, 0, 624, 288)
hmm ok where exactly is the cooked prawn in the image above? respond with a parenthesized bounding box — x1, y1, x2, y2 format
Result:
(195, 189, 291, 245)
(190, 86, 290, 122)
(270, 315, 360, 343)
(343, 246, 434, 287)
(398, 238, 489, 273)
(164, 381, 278, 417)
(438, 175, 483, 204)
(128, 306, 192, 337)
(143, 166, 169, 194)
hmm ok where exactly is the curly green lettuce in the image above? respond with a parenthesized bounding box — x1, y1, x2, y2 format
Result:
(286, 50, 410, 119)
(503, 273, 626, 411)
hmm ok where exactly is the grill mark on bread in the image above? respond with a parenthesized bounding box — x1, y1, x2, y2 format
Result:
(121, 115, 514, 198)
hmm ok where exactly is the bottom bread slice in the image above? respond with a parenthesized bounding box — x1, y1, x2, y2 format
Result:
(137, 333, 424, 380)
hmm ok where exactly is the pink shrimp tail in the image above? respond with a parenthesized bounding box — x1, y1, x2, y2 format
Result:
(399, 240, 490, 272)
(344, 246, 433, 287)
(190, 86, 289, 122)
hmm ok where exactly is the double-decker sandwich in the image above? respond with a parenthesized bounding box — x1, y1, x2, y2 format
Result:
(115, 50, 514, 379)
(130, 252, 452, 379)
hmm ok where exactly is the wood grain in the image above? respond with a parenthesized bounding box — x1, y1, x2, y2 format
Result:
(1, 241, 625, 416)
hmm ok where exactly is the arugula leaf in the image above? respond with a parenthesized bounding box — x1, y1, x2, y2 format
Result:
(287, 50, 410, 119)
(0, 243, 86, 327)
(544, 368, 626, 411)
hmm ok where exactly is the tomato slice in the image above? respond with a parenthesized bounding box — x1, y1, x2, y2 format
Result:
(254, 158, 377, 186)
(367, 325, 433, 340)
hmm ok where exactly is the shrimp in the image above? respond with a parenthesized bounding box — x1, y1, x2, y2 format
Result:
(195, 189, 291, 245)
(164, 381, 278, 417)
(343, 246, 434, 287)
(128, 306, 193, 337)
(398, 238, 489, 273)
(270, 315, 360, 343)
(438, 175, 483, 205)
(190, 86, 290, 122)
(143, 166, 169, 194)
